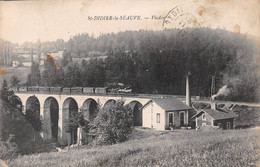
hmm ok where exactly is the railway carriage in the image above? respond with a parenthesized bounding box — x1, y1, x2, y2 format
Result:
(95, 87, 107, 94)
(62, 87, 71, 93)
(83, 87, 95, 93)
(27, 86, 39, 91)
(39, 86, 50, 92)
(50, 87, 62, 92)
(71, 87, 83, 93)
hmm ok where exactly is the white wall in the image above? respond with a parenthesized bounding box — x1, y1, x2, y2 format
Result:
(152, 103, 166, 130)
(142, 102, 166, 130)
(142, 103, 152, 128)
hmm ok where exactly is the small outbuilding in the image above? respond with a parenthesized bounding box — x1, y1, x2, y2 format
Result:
(191, 108, 237, 130)
(141, 98, 193, 130)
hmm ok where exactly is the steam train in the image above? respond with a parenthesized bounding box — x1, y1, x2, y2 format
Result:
(16, 86, 132, 94)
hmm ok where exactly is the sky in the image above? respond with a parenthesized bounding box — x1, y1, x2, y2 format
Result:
(0, 0, 259, 44)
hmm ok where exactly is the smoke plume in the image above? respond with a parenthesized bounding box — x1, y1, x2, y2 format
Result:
(212, 85, 230, 100)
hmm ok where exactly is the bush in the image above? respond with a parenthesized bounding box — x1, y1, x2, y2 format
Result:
(65, 112, 90, 145)
(0, 134, 18, 160)
(93, 100, 133, 145)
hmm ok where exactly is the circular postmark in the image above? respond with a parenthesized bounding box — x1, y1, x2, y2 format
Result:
(163, 5, 210, 54)
(163, 5, 196, 34)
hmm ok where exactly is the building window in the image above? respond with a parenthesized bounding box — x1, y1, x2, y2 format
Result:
(227, 122, 230, 130)
(202, 114, 206, 120)
(202, 123, 206, 126)
(156, 113, 160, 123)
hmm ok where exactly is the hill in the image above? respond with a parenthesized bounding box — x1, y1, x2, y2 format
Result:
(5, 127, 260, 167)
(232, 105, 260, 128)
(35, 29, 260, 102)
(2, 28, 259, 102)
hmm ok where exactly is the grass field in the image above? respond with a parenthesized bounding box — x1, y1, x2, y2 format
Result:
(5, 127, 260, 167)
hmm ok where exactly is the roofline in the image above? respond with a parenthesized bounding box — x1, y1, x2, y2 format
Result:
(191, 109, 238, 120)
(191, 112, 200, 119)
(140, 99, 191, 111)
(191, 110, 216, 120)
(212, 111, 238, 120)
(152, 98, 192, 111)
(139, 100, 152, 110)
(165, 108, 191, 112)
(191, 103, 200, 112)
(213, 117, 237, 120)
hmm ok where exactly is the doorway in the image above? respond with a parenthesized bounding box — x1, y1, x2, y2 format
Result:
(179, 112, 184, 126)
(168, 113, 174, 125)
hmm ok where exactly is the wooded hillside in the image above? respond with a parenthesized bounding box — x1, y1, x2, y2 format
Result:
(10, 28, 260, 102)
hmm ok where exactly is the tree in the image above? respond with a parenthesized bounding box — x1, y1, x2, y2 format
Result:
(41, 54, 64, 86)
(0, 79, 21, 110)
(105, 51, 137, 88)
(1, 79, 9, 102)
(0, 80, 17, 104)
(25, 109, 42, 141)
(10, 76, 20, 87)
(92, 100, 133, 145)
(79, 58, 106, 87)
(65, 112, 90, 147)
(61, 50, 72, 67)
(27, 62, 41, 86)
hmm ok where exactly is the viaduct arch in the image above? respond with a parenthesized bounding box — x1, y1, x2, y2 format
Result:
(63, 97, 79, 144)
(43, 97, 59, 140)
(25, 96, 40, 118)
(104, 99, 116, 108)
(82, 98, 98, 121)
(128, 101, 143, 126)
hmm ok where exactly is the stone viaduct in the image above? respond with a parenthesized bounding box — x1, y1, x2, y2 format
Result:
(15, 91, 152, 145)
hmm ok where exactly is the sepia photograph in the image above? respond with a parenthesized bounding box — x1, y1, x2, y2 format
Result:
(0, 0, 259, 166)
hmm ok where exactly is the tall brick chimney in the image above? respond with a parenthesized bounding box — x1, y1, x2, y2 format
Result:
(211, 76, 217, 110)
(186, 75, 191, 107)
(211, 97, 217, 110)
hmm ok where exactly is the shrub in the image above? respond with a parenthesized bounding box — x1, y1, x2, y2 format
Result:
(65, 112, 90, 145)
(92, 100, 133, 145)
(0, 134, 18, 160)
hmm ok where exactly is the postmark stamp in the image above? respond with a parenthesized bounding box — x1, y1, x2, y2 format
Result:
(163, 5, 210, 54)
(163, 5, 197, 36)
